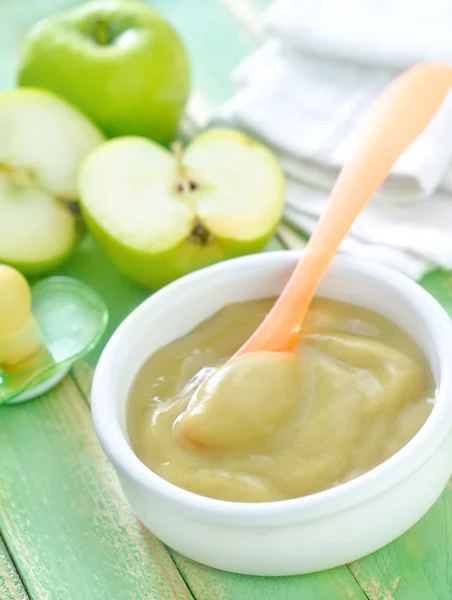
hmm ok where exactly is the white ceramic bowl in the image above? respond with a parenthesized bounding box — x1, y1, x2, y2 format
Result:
(92, 252, 452, 576)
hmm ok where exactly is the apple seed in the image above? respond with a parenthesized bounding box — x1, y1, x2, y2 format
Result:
(171, 140, 200, 195)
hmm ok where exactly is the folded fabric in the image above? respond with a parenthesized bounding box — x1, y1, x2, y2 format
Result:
(284, 178, 452, 277)
(215, 46, 452, 203)
(279, 210, 435, 281)
(264, 0, 452, 70)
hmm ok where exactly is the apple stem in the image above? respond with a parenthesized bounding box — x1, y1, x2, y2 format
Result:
(94, 18, 110, 46)
(171, 140, 188, 182)
(171, 141, 198, 194)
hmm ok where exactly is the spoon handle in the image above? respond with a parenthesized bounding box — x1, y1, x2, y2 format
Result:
(238, 62, 452, 355)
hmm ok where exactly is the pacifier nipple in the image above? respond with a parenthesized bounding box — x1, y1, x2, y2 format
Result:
(0, 265, 42, 366)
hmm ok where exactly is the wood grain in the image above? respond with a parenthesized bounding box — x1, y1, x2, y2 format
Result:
(170, 552, 367, 600)
(349, 485, 452, 600)
(0, 537, 29, 600)
(0, 375, 192, 600)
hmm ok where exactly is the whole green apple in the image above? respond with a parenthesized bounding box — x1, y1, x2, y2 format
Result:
(18, 0, 190, 145)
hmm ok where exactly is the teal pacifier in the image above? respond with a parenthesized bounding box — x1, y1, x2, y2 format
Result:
(0, 266, 108, 405)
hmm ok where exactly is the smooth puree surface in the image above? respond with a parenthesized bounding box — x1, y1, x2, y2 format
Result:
(127, 298, 435, 502)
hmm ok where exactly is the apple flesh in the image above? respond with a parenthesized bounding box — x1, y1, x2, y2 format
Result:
(78, 129, 285, 289)
(0, 88, 105, 274)
(18, 0, 190, 145)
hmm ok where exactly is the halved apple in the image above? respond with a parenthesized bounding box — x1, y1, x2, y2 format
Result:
(78, 129, 285, 288)
(0, 88, 105, 274)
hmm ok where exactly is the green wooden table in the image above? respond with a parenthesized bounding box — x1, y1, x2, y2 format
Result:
(1, 2, 452, 598)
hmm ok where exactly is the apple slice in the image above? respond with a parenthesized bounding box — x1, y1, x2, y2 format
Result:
(0, 88, 105, 273)
(79, 129, 285, 288)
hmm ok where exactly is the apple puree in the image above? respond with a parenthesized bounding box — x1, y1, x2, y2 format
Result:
(127, 298, 435, 502)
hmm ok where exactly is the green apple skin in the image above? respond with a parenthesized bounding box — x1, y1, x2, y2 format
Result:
(5, 241, 75, 277)
(18, 0, 190, 146)
(6, 214, 87, 277)
(5, 229, 76, 276)
(1, 205, 88, 277)
(82, 209, 278, 290)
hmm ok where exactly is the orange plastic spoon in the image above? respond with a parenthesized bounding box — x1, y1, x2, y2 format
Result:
(236, 62, 452, 356)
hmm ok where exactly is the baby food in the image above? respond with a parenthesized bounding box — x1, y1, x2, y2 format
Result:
(127, 298, 435, 502)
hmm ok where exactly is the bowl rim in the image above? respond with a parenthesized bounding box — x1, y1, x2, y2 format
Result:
(92, 252, 452, 526)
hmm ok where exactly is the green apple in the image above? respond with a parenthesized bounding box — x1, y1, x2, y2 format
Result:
(78, 129, 285, 289)
(0, 88, 105, 274)
(18, 0, 190, 146)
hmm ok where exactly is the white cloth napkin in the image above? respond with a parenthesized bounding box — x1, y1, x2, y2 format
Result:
(219, 45, 452, 202)
(264, 0, 452, 70)
(284, 180, 452, 279)
(213, 0, 452, 278)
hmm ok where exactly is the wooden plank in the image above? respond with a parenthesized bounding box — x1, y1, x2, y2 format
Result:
(420, 269, 452, 316)
(349, 482, 452, 600)
(169, 552, 367, 600)
(0, 375, 193, 600)
(0, 537, 29, 600)
(71, 363, 367, 600)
